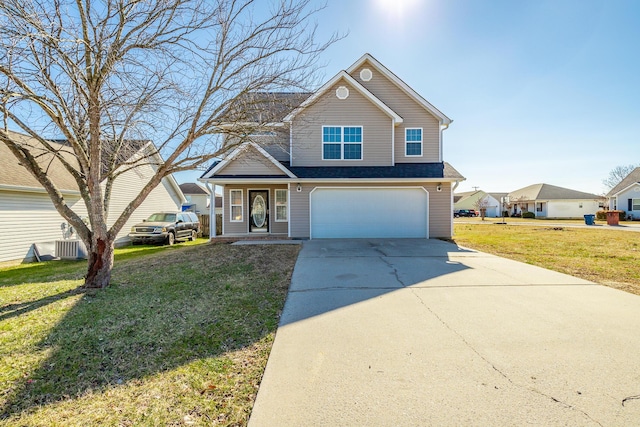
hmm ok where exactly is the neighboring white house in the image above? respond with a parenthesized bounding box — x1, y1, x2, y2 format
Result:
(179, 183, 222, 215)
(606, 167, 640, 219)
(508, 183, 603, 218)
(0, 131, 186, 263)
(454, 190, 505, 217)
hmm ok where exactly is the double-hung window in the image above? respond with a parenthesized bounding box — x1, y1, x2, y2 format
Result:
(405, 128, 423, 157)
(275, 189, 288, 221)
(633, 199, 640, 210)
(322, 126, 362, 160)
(230, 189, 243, 222)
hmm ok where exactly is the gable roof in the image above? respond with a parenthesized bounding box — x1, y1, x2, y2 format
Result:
(282, 71, 403, 124)
(509, 183, 601, 201)
(219, 92, 311, 124)
(179, 183, 208, 195)
(606, 167, 640, 197)
(201, 142, 296, 179)
(346, 53, 452, 125)
(1, 129, 186, 203)
(0, 131, 80, 193)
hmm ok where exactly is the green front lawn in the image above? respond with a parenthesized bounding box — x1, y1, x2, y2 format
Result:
(453, 224, 640, 295)
(0, 240, 299, 426)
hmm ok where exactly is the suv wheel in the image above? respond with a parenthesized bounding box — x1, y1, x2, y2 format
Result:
(167, 232, 175, 246)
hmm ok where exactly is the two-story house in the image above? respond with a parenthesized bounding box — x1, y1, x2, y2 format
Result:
(199, 54, 465, 239)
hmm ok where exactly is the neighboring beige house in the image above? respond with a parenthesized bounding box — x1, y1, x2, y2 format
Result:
(606, 167, 640, 219)
(508, 183, 603, 218)
(454, 190, 505, 217)
(0, 131, 186, 263)
(200, 53, 465, 239)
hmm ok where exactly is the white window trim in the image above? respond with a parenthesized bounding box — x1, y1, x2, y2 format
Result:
(405, 127, 423, 157)
(322, 125, 363, 161)
(230, 189, 243, 222)
(275, 189, 288, 222)
(633, 198, 640, 210)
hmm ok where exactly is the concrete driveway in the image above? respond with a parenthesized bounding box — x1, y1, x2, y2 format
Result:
(249, 239, 640, 426)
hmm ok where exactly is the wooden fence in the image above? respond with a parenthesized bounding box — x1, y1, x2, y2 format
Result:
(197, 214, 222, 237)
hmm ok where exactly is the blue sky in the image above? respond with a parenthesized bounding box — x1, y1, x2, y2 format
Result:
(177, 0, 640, 195)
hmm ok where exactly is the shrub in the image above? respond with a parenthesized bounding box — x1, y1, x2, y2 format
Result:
(522, 211, 535, 219)
(502, 210, 510, 217)
(596, 210, 627, 221)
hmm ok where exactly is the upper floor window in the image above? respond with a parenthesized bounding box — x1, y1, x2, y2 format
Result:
(322, 126, 362, 160)
(405, 128, 422, 157)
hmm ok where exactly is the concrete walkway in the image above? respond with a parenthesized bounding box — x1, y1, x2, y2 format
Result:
(249, 239, 640, 426)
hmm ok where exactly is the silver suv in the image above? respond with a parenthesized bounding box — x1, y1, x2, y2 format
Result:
(129, 212, 200, 245)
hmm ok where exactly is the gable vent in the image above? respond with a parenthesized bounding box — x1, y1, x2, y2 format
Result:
(360, 68, 373, 81)
(336, 86, 349, 100)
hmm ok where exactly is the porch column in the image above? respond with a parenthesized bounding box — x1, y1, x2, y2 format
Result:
(207, 181, 216, 239)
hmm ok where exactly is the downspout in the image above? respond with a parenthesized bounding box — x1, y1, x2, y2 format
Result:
(451, 179, 460, 238)
(439, 123, 449, 163)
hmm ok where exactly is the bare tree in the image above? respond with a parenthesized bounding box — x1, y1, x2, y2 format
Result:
(0, 0, 338, 288)
(473, 195, 490, 220)
(603, 164, 638, 191)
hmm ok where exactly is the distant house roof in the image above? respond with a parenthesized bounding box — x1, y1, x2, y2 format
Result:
(606, 167, 640, 197)
(509, 183, 601, 201)
(0, 131, 80, 193)
(179, 183, 208, 195)
(488, 192, 508, 201)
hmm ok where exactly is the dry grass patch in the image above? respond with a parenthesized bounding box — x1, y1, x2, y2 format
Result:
(453, 224, 640, 295)
(0, 241, 299, 426)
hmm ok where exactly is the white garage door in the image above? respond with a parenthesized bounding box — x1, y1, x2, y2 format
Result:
(310, 187, 428, 238)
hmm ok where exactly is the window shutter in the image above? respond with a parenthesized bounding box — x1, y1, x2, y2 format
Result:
(629, 199, 633, 210)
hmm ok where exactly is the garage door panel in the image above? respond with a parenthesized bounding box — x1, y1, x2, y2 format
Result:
(311, 188, 427, 238)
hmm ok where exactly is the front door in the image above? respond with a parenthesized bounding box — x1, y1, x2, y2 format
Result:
(249, 190, 269, 233)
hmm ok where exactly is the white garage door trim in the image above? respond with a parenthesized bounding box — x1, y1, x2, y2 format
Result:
(309, 186, 429, 239)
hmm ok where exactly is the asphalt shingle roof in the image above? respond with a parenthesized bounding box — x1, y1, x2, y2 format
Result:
(281, 162, 445, 179)
(509, 183, 601, 201)
(0, 131, 80, 192)
(606, 167, 640, 197)
(179, 183, 208, 195)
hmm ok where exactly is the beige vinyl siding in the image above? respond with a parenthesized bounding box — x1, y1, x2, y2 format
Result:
(0, 163, 182, 263)
(0, 190, 83, 262)
(291, 79, 393, 166)
(289, 182, 453, 239)
(425, 182, 452, 238)
(352, 63, 441, 163)
(217, 146, 288, 176)
(221, 184, 288, 235)
(74, 162, 184, 244)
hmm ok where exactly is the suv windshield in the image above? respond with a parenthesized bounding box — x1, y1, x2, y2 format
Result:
(147, 213, 177, 222)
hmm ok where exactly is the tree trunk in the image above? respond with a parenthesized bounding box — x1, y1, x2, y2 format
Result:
(83, 237, 115, 289)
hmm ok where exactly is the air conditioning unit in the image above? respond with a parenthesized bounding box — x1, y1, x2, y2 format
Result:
(55, 240, 88, 260)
